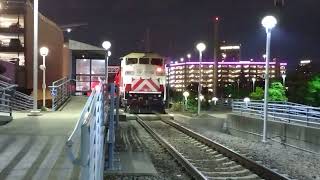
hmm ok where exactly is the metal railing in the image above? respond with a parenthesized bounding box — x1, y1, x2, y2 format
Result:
(0, 85, 16, 116)
(49, 77, 75, 111)
(66, 83, 106, 180)
(232, 100, 320, 128)
(0, 79, 33, 111)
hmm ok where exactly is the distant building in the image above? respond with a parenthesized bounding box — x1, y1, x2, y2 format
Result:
(296, 59, 314, 79)
(167, 60, 287, 94)
(219, 45, 241, 61)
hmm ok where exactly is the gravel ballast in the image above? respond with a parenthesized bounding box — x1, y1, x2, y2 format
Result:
(106, 121, 191, 180)
(173, 114, 320, 180)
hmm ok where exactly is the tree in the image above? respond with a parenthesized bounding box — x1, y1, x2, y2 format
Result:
(249, 87, 264, 100)
(305, 75, 320, 107)
(268, 81, 287, 101)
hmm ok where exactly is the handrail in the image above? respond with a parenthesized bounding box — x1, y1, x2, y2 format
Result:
(0, 83, 16, 117)
(49, 77, 75, 111)
(0, 79, 33, 111)
(66, 84, 106, 180)
(232, 101, 320, 128)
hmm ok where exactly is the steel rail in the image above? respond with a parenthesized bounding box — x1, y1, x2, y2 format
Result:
(136, 115, 207, 180)
(161, 118, 289, 180)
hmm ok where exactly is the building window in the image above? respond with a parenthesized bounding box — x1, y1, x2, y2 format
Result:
(75, 59, 106, 92)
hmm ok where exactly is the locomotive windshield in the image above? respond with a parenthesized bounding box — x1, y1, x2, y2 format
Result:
(151, 58, 163, 66)
(126, 58, 138, 65)
(139, 58, 149, 64)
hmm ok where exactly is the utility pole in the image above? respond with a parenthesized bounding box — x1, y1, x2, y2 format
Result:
(213, 17, 219, 97)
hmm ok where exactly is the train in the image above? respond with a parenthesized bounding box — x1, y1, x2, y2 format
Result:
(114, 52, 166, 113)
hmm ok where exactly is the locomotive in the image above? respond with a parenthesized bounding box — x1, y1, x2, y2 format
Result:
(114, 52, 166, 113)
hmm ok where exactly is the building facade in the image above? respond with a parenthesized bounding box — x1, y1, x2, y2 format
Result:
(0, 0, 66, 94)
(167, 60, 287, 95)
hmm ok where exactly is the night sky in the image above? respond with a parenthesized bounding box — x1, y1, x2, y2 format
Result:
(40, 0, 320, 69)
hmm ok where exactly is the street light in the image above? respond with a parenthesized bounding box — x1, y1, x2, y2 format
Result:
(183, 91, 190, 110)
(200, 95, 205, 101)
(252, 77, 256, 92)
(261, 15, 277, 143)
(187, 54, 191, 61)
(39, 47, 49, 109)
(180, 58, 184, 62)
(196, 42, 206, 116)
(212, 97, 218, 105)
(282, 74, 286, 86)
(244, 97, 250, 107)
(67, 28, 72, 33)
(102, 41, 111, 83)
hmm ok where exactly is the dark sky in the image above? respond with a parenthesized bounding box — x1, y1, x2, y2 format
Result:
(40, 0, 320, 69)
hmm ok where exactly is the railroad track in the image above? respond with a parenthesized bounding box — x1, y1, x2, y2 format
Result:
(136, 115, 290, 180)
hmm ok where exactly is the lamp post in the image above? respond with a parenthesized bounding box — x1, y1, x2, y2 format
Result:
(251, 77, 256, 92)
(212, 97, 218, 105)
(30, 0, 40, 115)
(282, 74, 286, 86)
(261, 15, 277, 143)
(102, 41, 111, 83)
(196, 42, 206, 116)
(187, 54, 191, 61)
(244, 97, 250, 107)
(183, 91, 190, 110)
(39, 47, 49, 109)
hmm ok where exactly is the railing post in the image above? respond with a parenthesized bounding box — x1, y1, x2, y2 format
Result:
(80, 125, 90, 180)
(107, 83, 115, 170)
(115, 85, 120, 128)
(307, 107, 309, 126)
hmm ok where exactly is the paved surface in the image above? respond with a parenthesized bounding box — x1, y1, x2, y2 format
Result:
(0, 96, 87, 180)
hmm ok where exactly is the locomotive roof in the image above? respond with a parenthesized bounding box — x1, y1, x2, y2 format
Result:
(121, 52, 162, 59)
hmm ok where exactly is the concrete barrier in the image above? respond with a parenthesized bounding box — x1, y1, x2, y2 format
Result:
(227, 113, 320, 153)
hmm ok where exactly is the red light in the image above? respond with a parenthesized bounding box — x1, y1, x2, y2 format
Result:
(156, 67, 163, 72)
(215, 17, 219, 21)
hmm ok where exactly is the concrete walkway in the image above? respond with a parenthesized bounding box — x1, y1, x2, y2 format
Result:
(0, 96, 87, 180)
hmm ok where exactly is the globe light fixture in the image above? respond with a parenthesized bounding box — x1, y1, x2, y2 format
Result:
(262, 16, 277, 30)
(196, 42, 206, 52)
(40, 47, 49, 56)
(212, 97, 218, 105)
(183, 91, 190, 99)
(67, 28, 72, 33)
(102, 41, 111, 50)
(244, 97, 250, 107)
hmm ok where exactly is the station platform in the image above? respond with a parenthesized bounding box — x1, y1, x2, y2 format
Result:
(0, 96, 87, 180)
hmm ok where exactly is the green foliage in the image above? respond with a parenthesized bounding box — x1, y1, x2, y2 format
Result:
(306, 75, 320, 107)
(249, 82, 287, 101)
(268, 82, 287, 101)
(186, 95, 198, 113)
(249, 87, 264, 100)
(171, 102, 183, 111)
